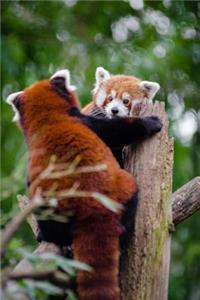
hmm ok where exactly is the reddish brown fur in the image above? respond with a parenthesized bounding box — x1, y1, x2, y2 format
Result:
(99, 75, 143, 101)
(17, 78, 137, 300)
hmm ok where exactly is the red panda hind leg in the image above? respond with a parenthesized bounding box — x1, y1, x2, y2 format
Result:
(73, 215, 123, 300)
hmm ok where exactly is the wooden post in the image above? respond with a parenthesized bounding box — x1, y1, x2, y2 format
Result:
(120, 102, 174, 300)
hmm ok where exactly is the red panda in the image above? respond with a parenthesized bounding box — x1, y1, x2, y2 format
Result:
(82, 67, 161, 167)
(83, 66, 160, 118)
(6, 69, 162, 300)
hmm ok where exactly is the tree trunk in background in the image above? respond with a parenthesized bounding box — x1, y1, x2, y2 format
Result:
(120, 102, 174, 300)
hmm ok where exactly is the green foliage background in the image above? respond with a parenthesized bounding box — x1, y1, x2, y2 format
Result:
(1, 1, 200, 299)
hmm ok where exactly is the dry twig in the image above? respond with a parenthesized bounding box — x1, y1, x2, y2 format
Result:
(5, 268, 75, 289)
(1, 191, 43, 257)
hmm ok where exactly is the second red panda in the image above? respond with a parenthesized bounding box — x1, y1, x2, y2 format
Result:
(83, 66, 160, 118)
(82, 67, 161, 167)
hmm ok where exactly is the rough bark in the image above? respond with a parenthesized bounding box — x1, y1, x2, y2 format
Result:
(172, 176, 200, 226)
(120, 101, 174, 300)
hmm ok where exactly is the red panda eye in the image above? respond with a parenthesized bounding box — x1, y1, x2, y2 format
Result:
(123, 99, 130, 105)
(108, 96, 113, 102)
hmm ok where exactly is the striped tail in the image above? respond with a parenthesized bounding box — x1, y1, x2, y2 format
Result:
(72, 215, 123, 300)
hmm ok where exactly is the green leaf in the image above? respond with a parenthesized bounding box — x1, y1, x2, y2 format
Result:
(41, 253, 92, 275)
(66, 290, 78, 300)
(92, 192, 123, 213)
(28, 281, 63, 295)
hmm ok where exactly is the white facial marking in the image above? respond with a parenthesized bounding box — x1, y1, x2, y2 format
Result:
(95, 88, 107, 107)
(50, 69, 76, 92)
(6, 91, 23, 122)
(110, 90, 116, 98)
(140, 81, 160, 100)
(122, 92, 131, 100)
(105, 99, 129, 118)
(132, 99, 142, 106)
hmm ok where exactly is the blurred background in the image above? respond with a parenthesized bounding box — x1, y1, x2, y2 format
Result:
(1, 1, 200, 299)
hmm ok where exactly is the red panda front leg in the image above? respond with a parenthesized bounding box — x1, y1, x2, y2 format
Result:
(70, 107, 162, 148)
(73, 215, 123, 300)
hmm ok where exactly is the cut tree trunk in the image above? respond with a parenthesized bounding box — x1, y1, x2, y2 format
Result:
(120, 101, 174, 300)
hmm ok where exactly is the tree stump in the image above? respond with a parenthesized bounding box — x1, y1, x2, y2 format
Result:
(120, 101, 174, 300)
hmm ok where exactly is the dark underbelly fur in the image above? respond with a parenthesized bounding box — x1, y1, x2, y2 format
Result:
(111, 147, 124, 168)
(90, 107, 125, 168)
(37, 217, 74, 247)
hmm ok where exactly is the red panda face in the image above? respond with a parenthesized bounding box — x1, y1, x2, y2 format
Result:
(102, 88, 133, 118)
(93, 67, 160, 118)
(6, 70, 80, 129)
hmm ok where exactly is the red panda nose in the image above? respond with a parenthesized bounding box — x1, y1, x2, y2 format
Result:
(111, 107, 119, 115)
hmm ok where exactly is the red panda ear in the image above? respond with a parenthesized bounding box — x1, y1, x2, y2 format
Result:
(140, 81, 160, 100)
(92, 67, 111, 100)
(95, 67, 111, 86)
(6, 91, 23, 122)
(50, 69, 76, 93)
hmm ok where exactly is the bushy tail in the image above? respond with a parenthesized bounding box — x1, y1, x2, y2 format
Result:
(73, 215, 122, 300)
